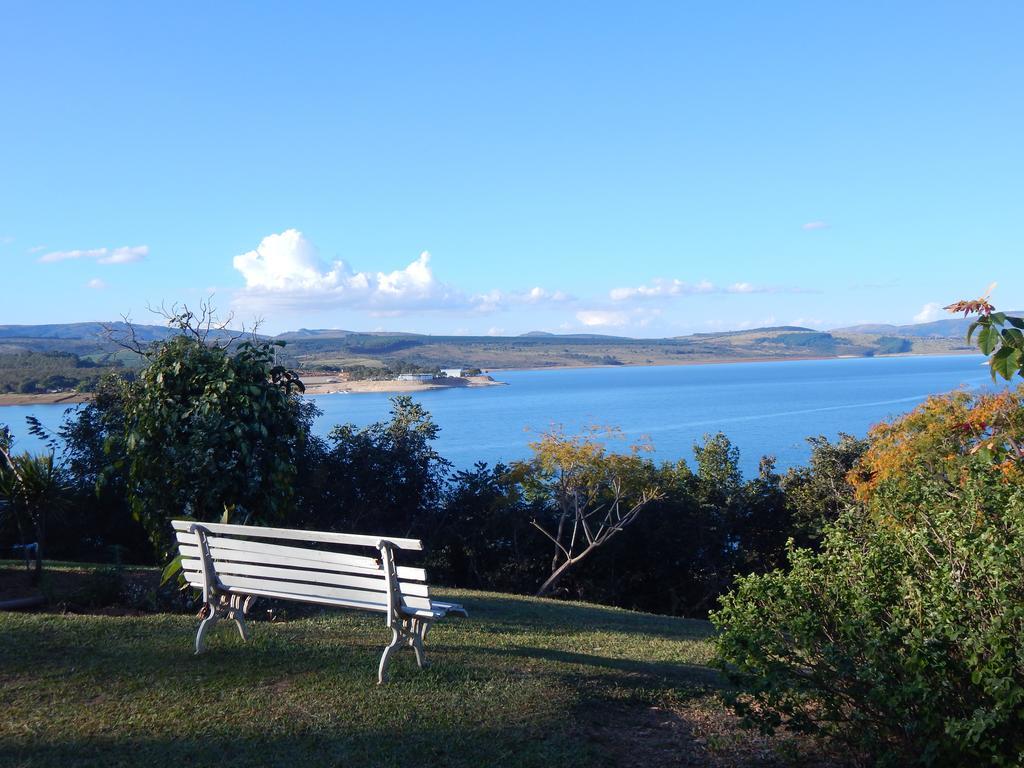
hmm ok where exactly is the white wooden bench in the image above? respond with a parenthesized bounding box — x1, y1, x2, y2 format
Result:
(172, 520, 467, 683)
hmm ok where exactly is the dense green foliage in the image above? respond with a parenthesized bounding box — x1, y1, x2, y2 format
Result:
(295, 396, 451, 537)
(120, 333, 310, 554)
(0, 350, 123, 393)
(713, 471, 1024, 766)
(779, 433, 867, 546)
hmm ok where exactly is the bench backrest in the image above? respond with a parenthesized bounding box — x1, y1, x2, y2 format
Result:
(171, 520, 433, 616)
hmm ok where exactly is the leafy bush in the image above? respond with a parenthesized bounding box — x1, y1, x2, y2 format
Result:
(68, 567, 125, 608)
(781, 433, 867, 547)
(114, 308, 311, 556)
(713, 395, 1024, 765)
(295, 396, 451, 538)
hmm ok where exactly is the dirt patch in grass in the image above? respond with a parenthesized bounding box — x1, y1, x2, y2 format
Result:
(0, 565, 166, 613)
(577, 698, 849, 768)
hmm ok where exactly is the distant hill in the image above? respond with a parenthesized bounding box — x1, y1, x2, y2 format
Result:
(0, 321, 250, 356)
(0, 315, 984, 379)
(275, 328, 357, 340)
(683, 326, 814, 339)
(831, 313, 1023, 339)
(0, 321, 175, 342)
(518, 331, 629, 340)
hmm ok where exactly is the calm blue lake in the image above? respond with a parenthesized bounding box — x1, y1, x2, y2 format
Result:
(1, 354, 1005, 477)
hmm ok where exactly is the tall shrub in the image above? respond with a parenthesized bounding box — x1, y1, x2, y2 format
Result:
(115, 310, 310, 555)
(713, 472, 1024, 766)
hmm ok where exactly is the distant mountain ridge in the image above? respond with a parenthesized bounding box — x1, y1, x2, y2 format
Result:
(4, 311, 1015, 348)
(3, 312, 1016, 345)
(0, 314, 984, 378)
(831, 313, 1023, 339)
(683, 325, 814, 339)
(0, 321, 176, 342)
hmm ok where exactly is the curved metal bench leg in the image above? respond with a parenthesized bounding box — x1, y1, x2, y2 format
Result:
(195, 603, 219, 654)
(378, 628, 402, 685)
(230, 595, 250, 642)
(411, 620, 430, 669)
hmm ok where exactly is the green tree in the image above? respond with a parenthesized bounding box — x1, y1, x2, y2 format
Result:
(431, 461, 543, 592)
(115, 307, 310, 555)
(297, 396, 451, 537)
(781, 433, 867, 546)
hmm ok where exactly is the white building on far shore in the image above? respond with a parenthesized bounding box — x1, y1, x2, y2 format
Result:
(396, 373, 435, 382)
(440, 368, 464, 378)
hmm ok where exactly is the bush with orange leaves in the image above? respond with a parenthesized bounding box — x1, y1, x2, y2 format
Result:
(848, 386, 1024, 504)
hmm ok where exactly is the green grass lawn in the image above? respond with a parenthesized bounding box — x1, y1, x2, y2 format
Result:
(0, 571, 831, 768)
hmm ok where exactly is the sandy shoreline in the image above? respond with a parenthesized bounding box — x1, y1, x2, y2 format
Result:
(301, 375, 507, 396)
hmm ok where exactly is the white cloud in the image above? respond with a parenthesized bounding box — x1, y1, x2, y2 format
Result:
(27, 245, 47, 254)
(85, 278, 106, 290)
(727, 282, 758, 294)
(0, 235, 14, 245)
(609, 278, 715, 301)
(486, 326, 505, 336)
(233, 229, 465, 312)
(576, 310, 630, 327)
(802, 221, 830, 231)
(39, 248, 106, 263)
(525, 286, 570, 303)
(610, 277, 790, 301)
(913, 302, 944, 323)
(472, 286, 572, 312)
(99, 245, 148, 264)
(38, 244, 148, 264)
(233, 229, 572, 316)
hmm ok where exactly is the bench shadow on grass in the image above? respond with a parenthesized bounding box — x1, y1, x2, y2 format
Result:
(464, 643, 723, 689)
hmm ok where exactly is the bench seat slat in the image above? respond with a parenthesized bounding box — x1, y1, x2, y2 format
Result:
(172, 519, 422, 551)
(176, 535, 427, 582)
(184, 572, 390, 607)
(212, 586, 446, 619)
(182, 571, 434, 612)
(180, 558, 429, 597)
(215, 585, 389, 613)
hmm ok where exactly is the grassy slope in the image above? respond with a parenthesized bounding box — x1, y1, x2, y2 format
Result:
(0, 572, 834, 768)
(282, 330, 970, 372)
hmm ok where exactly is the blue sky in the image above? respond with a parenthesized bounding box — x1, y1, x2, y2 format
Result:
(1, 2, 1021, 336)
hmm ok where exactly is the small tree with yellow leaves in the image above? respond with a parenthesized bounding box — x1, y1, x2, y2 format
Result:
(514, 426, 663, 597)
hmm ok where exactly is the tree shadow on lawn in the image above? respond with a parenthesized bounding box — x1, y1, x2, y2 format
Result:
(447, 592, 716, 642)
(466, 643, 723, 688)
